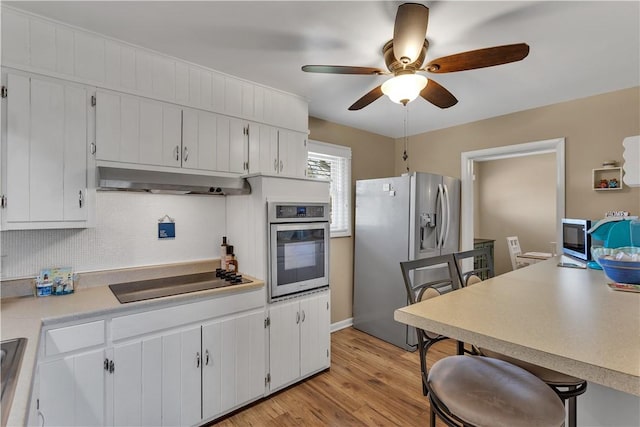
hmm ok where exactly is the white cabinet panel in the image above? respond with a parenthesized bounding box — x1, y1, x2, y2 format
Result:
(220, 319, 237, 412)
(300, 292, 331, 376)
(1, 10, 30, 66)
(213, 74, 225, 111)
(30, 19, 56, 72)
(75, 32, 105, 83)
(235, 311, 266, 405)
(113, 341, 142, 427)
(95, 90, 122, 162)
(139, 100, 163, 166)
(39, 349, 105, 427)
(162, 104, 182, 167)
(120, 46, 137, 90)
(175, 62, 189, 104)
(216, 115, 230, 172)
(180, 327, 202, 427)
(189, 67, 201, 107)
(198, 110, 217, 171)
(136, 51, 154, 94)
(55, 26, 75, 76)
(30, 78, 64, 221)
(201, 70, 213, 108)
(3, 73, 91, 229)
(229, 118, 247, 174)
(268, 299, 301, 390)
(120, 96, 141, 163)
(45, 320, 105, 357)
(241, 82, 254, 118)
(253, 86, 264, 122)
(141, 337, 162, 427)
(161, 332, 182, 427)
(248, 122, 262, 175)
(202, 321, 223, 420)
(5, 73, 30, 223)
(225, 77, 242, 117)
(153, 56, 176, 101)
(105, 41, 122, 87)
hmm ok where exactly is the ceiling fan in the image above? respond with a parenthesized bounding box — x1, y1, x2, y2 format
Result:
(302, 3, 530, 111)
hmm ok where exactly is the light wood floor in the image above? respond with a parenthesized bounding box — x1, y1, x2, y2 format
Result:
(213, 327, 457, 426)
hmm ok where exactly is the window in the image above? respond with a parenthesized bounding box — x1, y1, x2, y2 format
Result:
(307, 140, 352, 237)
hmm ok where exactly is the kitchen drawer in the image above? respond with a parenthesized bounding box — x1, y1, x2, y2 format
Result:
(111, 288, 264, 341)
(45, 320, 105, 356)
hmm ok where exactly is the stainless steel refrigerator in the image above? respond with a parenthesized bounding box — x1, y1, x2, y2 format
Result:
(353, 172, 460, 350)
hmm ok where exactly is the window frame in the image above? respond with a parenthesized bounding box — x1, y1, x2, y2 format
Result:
(307, 140, 352, 238)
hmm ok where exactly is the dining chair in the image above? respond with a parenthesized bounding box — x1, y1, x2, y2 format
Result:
(399, 254, 464, 396)
(506, 235, 529, 270)
(453, 247, 588, 427)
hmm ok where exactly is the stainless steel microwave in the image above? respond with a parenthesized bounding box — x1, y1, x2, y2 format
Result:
(562, 218, 592, 260)
(267, 202, 330, 301)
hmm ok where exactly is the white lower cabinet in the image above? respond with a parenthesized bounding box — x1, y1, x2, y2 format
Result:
(268, 291, 331, 392)
(38, 349, 106, 427)
(34, 292, 267, 427)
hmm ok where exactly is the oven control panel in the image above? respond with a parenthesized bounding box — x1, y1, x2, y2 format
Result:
(269, 202, 330, 222)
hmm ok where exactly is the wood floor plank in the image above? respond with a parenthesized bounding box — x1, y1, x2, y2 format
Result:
(212, 327, 457, 426)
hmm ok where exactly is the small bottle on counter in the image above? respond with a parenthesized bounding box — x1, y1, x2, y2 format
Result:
(226, 245, 238, 273)
(220, 236, 228, 270)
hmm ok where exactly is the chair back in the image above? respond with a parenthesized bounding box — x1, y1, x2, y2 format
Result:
(453, 247, 495, 287)
(400, 254, 461, 305)
(506, 236, 523, 270)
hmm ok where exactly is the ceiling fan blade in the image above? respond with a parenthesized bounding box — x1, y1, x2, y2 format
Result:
(393, 3, 429, 64)
(302, 65, 386, 75)
(420, 79, 458, 109)
(348, 85, 384, 111)
(426, 43, 530, 73)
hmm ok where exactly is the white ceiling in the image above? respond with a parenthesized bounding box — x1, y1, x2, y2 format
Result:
(7, 1, 639, 139)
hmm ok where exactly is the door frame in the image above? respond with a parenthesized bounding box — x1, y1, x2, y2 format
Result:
(460, 137, 565, 253)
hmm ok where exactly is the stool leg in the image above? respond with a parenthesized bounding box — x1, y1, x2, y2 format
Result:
(568, 395, 577, 427)
(430, 406, 436, 427)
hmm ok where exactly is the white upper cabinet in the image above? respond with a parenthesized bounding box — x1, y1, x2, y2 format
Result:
(1, 72, 94, 230)
(1, 6, 309, 133)
(95, 89, 182, 169)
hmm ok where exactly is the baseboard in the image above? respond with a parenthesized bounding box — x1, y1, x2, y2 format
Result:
(330, 317, 353, 333)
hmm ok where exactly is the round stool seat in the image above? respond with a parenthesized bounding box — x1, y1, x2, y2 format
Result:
(428, 355, 566, 427)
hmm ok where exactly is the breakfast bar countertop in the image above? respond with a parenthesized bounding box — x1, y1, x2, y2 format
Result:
(1, 264, 264, 427)
(394, 257, 640, 396)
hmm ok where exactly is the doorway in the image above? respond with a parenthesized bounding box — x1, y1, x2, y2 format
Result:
(460, 138, 566, 263)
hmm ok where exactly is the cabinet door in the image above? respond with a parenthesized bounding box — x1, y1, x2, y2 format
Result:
(113, 341, 142, 426)
(181, 108, 200, 170)
(247, 122, 261, 175)
(229, 118, 247, 174)
(257, 125, 279, 174)
(300, 292, 331, 376)
(268, 300, 301, 391)
(180, 327, 202, 427)
(235, 310, 266, 405)
(182, 108, 218, 172)
(3, 73, 89, 228)
(39, 349, 105, 427)
(202, 321, 223, 420)
(279, 130, 308, 178)
(216, 115, 231, 172)
(96, 90, 140, 164)
(161, 104, 182, 168)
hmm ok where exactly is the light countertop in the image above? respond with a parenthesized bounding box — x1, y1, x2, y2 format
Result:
(394, 257, 640, 396)
(1, 265, 264, 427)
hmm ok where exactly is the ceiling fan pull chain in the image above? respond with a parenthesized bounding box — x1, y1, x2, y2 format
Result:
(403, 106, 409, 171)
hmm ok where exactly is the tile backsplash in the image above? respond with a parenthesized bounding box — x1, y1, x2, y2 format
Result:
(0, 191, 226, 280)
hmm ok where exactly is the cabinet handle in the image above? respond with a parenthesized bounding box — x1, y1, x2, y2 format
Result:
(296, 311, 300, 324)
(104, 358, 109, 371)
(175, 145, 180, 161)
(183, 146, 189, 162)
(1, 195, 6, 209)
(109, 360, 115, 374)
(78, 190, 84, 208)
(205, 349, 210, 366)
(301, 310, 306, 323)
(90, 142, 96, 155)
(38, 410, 45, 427)
(196, 352, 201, 368)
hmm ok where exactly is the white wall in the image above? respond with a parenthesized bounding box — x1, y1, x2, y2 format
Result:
(0, 191, 226, 279)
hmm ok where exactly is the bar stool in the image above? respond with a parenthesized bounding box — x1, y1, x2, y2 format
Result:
(453, 247, 588, 427)
(427, 355, 566, 427)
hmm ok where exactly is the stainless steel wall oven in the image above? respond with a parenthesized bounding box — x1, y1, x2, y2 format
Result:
(268, 202, 330, 301)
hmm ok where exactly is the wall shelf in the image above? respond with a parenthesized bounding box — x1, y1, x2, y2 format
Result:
(592, 167, 623, 191)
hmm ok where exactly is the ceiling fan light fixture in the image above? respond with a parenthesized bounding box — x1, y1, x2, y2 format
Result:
(381, 74, 427, 105)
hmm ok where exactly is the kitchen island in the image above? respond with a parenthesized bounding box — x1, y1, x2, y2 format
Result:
(395, 257, 640, 425)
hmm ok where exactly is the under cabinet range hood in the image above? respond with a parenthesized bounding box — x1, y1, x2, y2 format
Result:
(97, 167, 251, 195)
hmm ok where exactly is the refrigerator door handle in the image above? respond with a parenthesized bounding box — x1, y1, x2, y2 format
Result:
(443, 184, 451, 249)
(436, 184, 444, 248)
